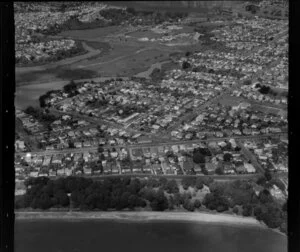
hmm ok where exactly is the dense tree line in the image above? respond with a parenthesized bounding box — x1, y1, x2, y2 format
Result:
(16, 177, 182, 212)
(205, 180, 286, 232)
(16, 176, 286, 233)
(63, 80, 80, 97)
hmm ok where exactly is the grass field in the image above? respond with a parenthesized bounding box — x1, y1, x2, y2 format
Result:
(58, 26, 122, 41)
(218, 95, 244, 107)
(85, 47, 172, 77)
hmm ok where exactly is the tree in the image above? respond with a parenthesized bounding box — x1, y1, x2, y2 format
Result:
(37, 142, 44, 149)
(164, 179, 179, 194)
(98, 146, 104, 153)
(264, 169, 272, 181)
(68, 141, 75, 149)
(182, 61, 191, 69)
(25, 176, 49, 188)
(223, 153, 233, 162)
(279, 222, 287, 234)
(181, 177, 196, 190)
(141, 188, 156, 202)
(194, 199, 201, 209)
(128, 178, 142, 194)
(261, 203, 284, 228)
(203, 192, 230, 212)
(158, 177, 168, 187)
(201, 176, 214, 186)
(256, 175, 267, 186)
(150, 190, 169, 211)
(258, 189, 274, 204)
(242, 204, 253, 216)
(146, 178, 160, 188)
(195, 177, 204, 190)
(128, 195, 139, 209)
(233, 206, 239, 214)
(183, 199, 195, 211)
(15, 195, 27, 209)
(193, 152, 205, 164)
(54, 190, 70, 207)
(168, 196, 175, 210)
(253, 205, 263, 220)
(30, 193, 53, 209)
(259, 85, 270, 95)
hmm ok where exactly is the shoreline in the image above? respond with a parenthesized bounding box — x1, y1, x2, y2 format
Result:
(15, 210, 287, 237)
(15, 210, 264, 226)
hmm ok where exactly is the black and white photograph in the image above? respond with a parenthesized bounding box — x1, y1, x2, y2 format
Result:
(8, 1, 292, 251)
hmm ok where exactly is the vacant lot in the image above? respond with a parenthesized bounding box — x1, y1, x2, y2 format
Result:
(218, 95, 244, 107)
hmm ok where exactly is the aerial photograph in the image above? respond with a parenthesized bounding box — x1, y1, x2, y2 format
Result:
(14, 1, 288, 252)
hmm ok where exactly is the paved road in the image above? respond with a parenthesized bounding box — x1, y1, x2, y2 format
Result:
(46, 173, 259, 181)
(16, 132, 287, 157)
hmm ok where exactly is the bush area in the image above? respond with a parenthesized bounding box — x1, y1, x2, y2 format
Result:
(24, 106, 59, 124)
(39, 90, 61, 108)
(15, 177, 213, 212)
(16, 177, 286, 233)
(206, 180, 287, 232)
(39, 80, 79, 107)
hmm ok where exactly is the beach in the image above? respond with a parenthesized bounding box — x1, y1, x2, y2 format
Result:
(16, 211, 264, 226)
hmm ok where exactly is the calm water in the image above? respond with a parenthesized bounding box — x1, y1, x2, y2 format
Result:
(15, 220, 287, 252)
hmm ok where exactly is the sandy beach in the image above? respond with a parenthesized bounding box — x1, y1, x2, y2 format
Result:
(15, 211, 266, 227)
